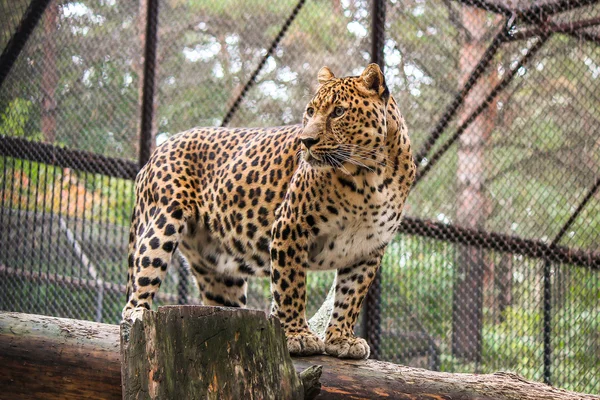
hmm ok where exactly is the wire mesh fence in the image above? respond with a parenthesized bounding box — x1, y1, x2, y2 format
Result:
(0, 0, 598, 394)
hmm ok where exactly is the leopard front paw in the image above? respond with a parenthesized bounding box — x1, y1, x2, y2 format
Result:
(286, 330, 325, 356)
(325, 335, 370, 359)
(121, 307, 147, 324)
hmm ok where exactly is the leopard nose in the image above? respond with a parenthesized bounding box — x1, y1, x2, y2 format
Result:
(300, 137, 320, 149)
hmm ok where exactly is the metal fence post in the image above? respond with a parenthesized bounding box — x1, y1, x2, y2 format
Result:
(542, 259, 552, 385)
(0, 0, 52, 89)
(139, 0, 159, 169)
(370, 0, 386, 69)
(175, 253, 189, 305)
(362, 0, 386, 360)
(220, 0, 306, 127)
(543, 176, 600, 385)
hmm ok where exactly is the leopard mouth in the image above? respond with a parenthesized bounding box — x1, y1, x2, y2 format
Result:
(303, 150, 331, 168)
(304, 150, 352, 171)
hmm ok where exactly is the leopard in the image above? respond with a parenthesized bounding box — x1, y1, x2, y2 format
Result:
(122, 63, 415, 359)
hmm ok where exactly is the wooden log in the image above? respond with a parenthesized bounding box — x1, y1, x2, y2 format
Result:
(1, 310, 598, 400)
(0, 311, 121, 400)
(293, 355, 600, 400)
(120, 306, 304, 399)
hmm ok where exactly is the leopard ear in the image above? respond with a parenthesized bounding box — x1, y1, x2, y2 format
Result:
(360, 63, 388, 99)
(318, 66, 335, 85)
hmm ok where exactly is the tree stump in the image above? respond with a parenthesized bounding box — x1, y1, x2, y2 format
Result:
(120, 306, 306, 399)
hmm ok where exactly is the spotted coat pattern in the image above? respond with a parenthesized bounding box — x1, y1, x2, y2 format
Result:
(122, 64, 415, 359)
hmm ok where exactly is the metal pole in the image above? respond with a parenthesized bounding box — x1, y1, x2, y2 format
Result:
(414, 36, 549, 186)
(0, 0, 52, 89)
(398, 216, 600, 270)
(542, 259, 552, 384)
(139, 0, 160, 169)
(370, 0, 386, 69)
(543, 175, 600, 384)
(415, 23, 510, 164)
(220, 0, 306, 127)
(449, 0, 600, 20)
(362, 0, 386, 360)
(175, 254, 189, 305)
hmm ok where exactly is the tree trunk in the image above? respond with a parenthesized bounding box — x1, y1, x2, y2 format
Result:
(120, 306, 304, 399)
(1, 310, 598, 400)
(452, 7, 499, 362)
(41, 1, 59, 143)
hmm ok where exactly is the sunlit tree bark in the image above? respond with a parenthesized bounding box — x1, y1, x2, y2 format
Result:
(41, 1, 58, 143)
(452, 6, 499, 362)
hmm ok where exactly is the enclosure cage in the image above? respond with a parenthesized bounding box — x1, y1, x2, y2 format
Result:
(1, 0, 599, 394)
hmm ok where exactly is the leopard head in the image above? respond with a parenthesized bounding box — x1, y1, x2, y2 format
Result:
(299, 63, 390, 171)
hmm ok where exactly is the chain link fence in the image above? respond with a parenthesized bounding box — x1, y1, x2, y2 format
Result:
(1, 0, 598, 394)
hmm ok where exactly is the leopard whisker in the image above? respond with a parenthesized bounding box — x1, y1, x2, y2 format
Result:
(345, 157, 375, 173)
(336, 145, 396, 169)
(331, 150, 376, 173)
(333, 149, 387, 170)
(326, 153, 352, 176)
(336, 144, 387, 159)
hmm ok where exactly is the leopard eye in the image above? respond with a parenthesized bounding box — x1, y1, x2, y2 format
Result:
(306, 107, 315, 117)
(333, 106, 345, 118)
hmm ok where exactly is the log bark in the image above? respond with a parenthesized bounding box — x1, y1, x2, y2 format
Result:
(1, 310, 598, 400)
(120, 306, 304, 399)
(0, 311, 121, 400)
(293, 355, 600, 400)
(41, 1, 58, 144)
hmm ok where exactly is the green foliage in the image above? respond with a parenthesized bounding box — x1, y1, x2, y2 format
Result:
(0, 98, 42, 140)
(0, 157, 134, 225)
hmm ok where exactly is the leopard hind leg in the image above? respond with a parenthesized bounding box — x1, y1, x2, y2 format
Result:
(189, 261, 248, 308)
(122, 203, 186, 320)
(178, 224, 249, 308)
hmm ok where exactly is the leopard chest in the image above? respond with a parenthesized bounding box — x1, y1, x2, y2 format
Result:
(307, 200, 401, 271)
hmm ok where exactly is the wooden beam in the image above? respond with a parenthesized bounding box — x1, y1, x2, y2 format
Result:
(1, 310, 598, 400)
